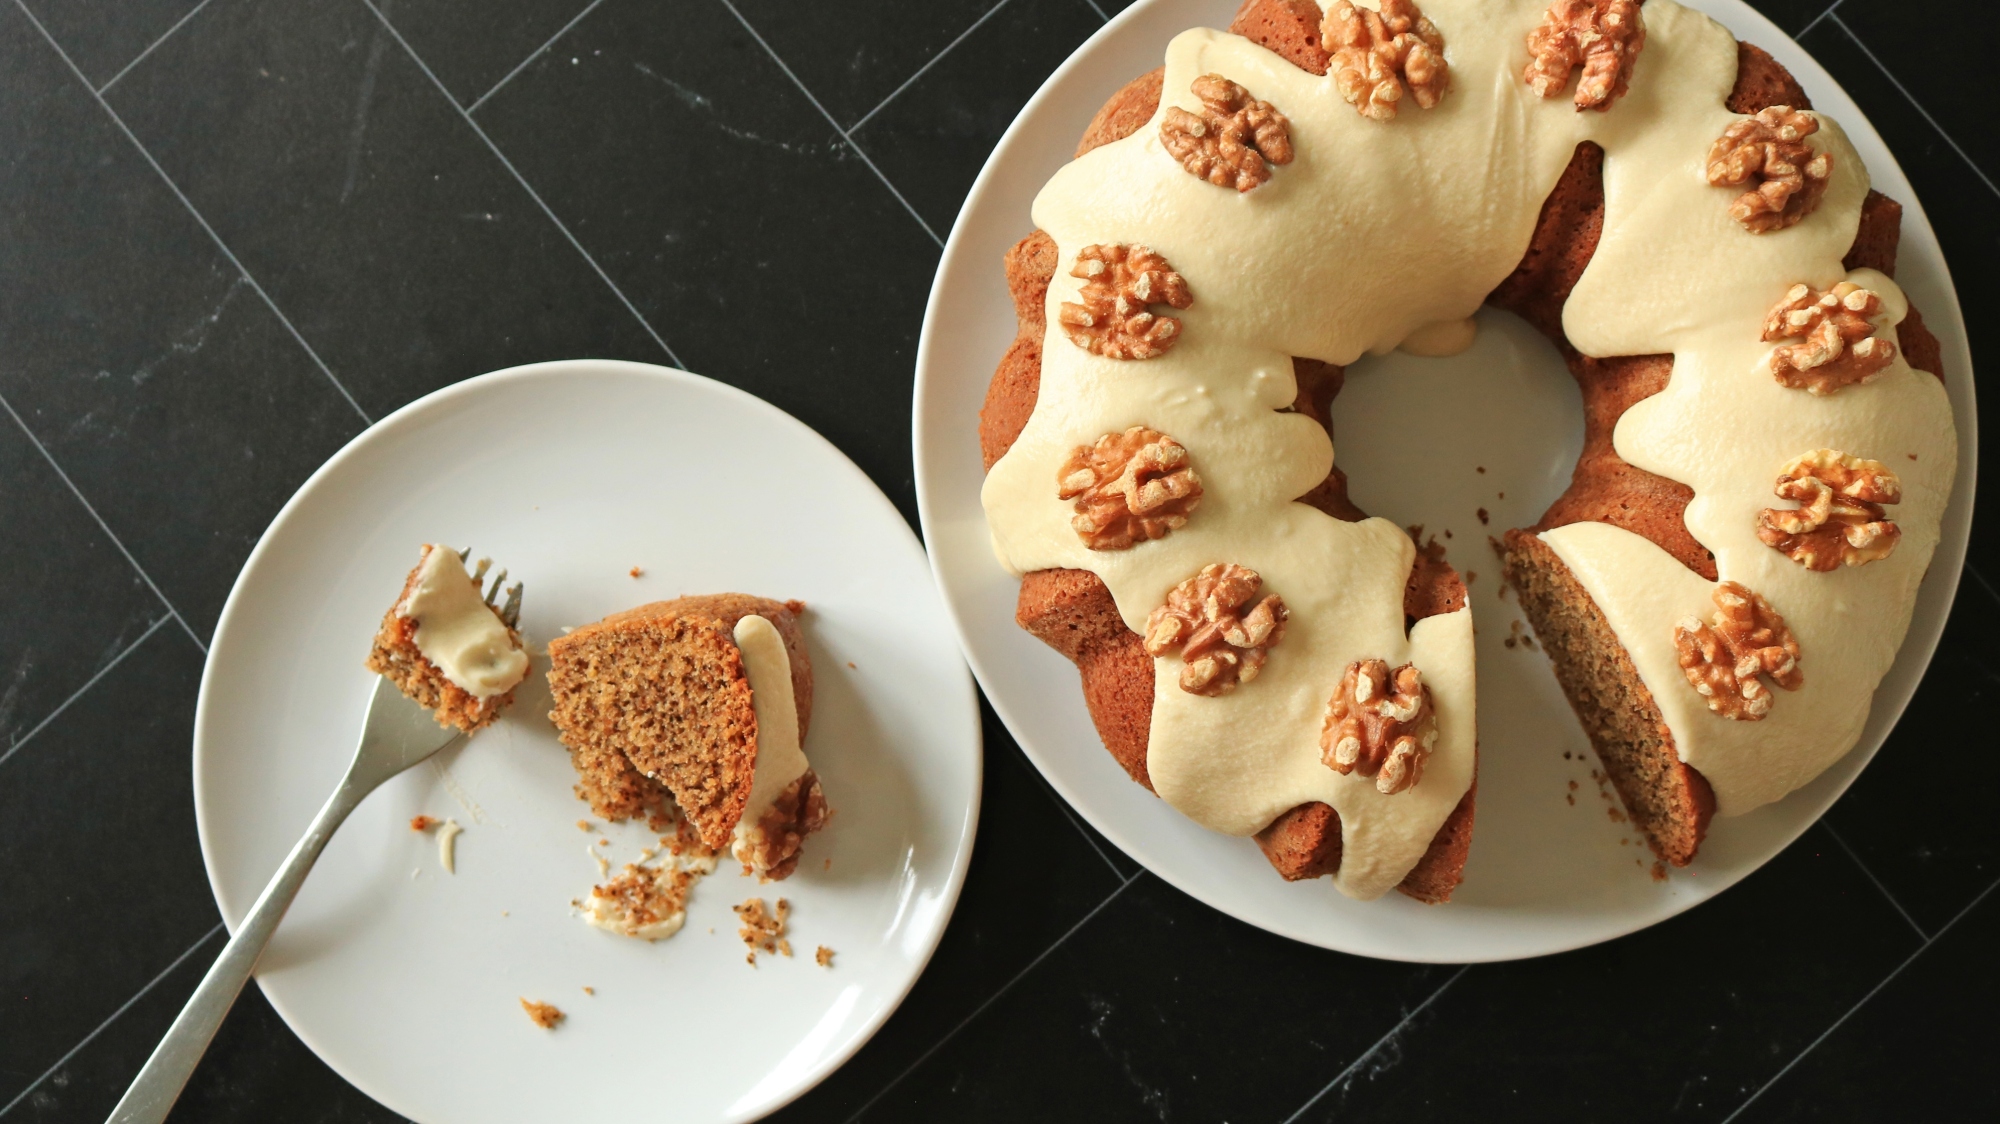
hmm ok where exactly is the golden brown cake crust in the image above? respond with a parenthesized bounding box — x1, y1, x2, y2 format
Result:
(979, 0, 1940, 888)
(546, 595, 811, 850)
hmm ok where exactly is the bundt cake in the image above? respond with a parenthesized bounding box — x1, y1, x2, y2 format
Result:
(546, 594, 831, 881)
(366, 544, 528, 733)
(977, 0, 1957, 900)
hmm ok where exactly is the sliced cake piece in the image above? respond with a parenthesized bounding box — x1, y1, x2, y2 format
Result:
(546, 594, 831, 882)
(366, 544, 529, 733)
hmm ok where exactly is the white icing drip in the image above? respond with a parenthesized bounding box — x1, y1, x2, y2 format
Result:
(398, 544, 529, 700)
(730, 615, 812, 872)
(979, 0, 1956, 892)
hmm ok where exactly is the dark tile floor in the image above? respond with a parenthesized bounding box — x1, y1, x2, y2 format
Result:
(0, 0, 1990, 1120)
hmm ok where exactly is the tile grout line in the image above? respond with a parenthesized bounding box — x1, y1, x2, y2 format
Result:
(1964, 561, 2000, 610)
(1004, 741, 1130, 881)
(846, 0, 1017, 136)
(0, 391, 208, 655)
(0, 922, 226, 1119)
(1829, 13, 2000, 201)
(0, 614, 174, 771)
(1792, 0, 1843, 41)
(1278, 966, 1470, 1124)
(466, 0, 609, 114)
(714, 0, 945, 249)
(356, 0, 685, 367)
(1719, 872, 2000, 1123)
(13, 0, 374, 429)
(94, 0, 215, 95)
(1818, 818, 1926, 941)
(843, 870, 1143, 1122)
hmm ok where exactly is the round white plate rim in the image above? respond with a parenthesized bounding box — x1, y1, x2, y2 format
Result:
(193, 358, 982, 1121)
(911, 0, 1977, 962)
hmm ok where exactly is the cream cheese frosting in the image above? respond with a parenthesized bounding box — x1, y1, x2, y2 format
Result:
(730, 615, 812, 873)
(398, 544, 530, 699)
(979, 0, 1955, 895)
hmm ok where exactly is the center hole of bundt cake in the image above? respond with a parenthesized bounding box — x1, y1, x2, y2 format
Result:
(1330, 306, 1580, 544)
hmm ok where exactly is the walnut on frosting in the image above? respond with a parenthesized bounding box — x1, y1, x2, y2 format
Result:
(1762, 281, 1898, 394)
(1058, 244, 1194, 360)
(1160, 74, 1294, 192)
(1058, 427, 1203, 550)
(1756, 449, 1902, 571)
(1324, 0, 1449, 121)
(1706, 106, 1832, 232)
(1524, 0, 1644, 110)
(1321, 660, 1438, 795)
(1143, 564, 1288, 696)
(1673, 582, 1803, 721)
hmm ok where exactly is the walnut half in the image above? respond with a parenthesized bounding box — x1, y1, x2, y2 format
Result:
(1324, 0, 1449, 121)
(1321, 660, 1438, 795)
(1756, 449, 1902, 571)
(1707, 106, 1832, 233)
(1763, 281, 1898, 394)
(1160, 74, 1294, 192)
(1058, 427, 1202, 550)
(1524, 0, 1644, 110)
(1058, 244, 1194, 360)
(1143, 563, 1288, 696)
(1673, 582, 1803, 721)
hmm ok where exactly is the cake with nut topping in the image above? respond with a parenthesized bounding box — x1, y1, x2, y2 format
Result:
(978, 0, 1956, 897)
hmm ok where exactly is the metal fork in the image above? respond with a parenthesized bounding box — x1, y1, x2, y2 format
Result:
(107, 676, 465, 1123)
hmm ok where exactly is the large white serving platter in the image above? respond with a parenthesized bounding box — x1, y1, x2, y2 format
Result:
(194, 361, 981, 1122)
(912, 0, 1976, 962)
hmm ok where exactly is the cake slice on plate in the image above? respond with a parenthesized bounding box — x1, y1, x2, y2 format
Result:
(547, 595, 831, 882)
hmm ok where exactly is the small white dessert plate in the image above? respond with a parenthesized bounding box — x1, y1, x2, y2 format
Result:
(912, 0, 1976, 962)
(195, 361, 981, 1122)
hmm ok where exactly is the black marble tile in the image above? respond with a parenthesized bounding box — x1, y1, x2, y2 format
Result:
(1835, 2, 1996, 186)
(850, 0, 1104, 237)
(730, 0, 1011, 130)
(0, 419, 163, 756)
(1820, 573, 2000, 934)
(371, 0, 591, 111)
(1007, 739, 1146, 881)
(474, 0, 944, 520)
(1741, 0, 1838, 36)
(3, 928, 411, 1124)
(1301, 835, 1919, 1122)
(18, 0, 205, 92)
(102, 0, 666, 423)
(766, 698, 1128, 1121)
(0, 0, 365, 639)
(1796, 20, 2000, 566)
(0, 627, 216, 1107)
(5, 929, 222, 1123)
(1734, 881, 2000, 1123)
(853, 874, 1452, 1122)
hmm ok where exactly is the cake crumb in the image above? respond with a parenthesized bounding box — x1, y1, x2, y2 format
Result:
(1476, 465, 1486, 474)
(438, 819, 463, 873)
(846, 661, 856, 669)
(629, 566, 643, 578)
(598, 838, 609, 847)
(815, 945, 834, 967)
(410, 815, 436, 831)
(575, 820, 593, 832)
(823, 857, 831, 871)
(1608, 806, 1628, 824)
(519, 998, 563, 1028)
(1651, 862, 1669, 882)
(582, 986, 595, 995)
(1465, 571, 1477, 585)
(1476, 507, 1489, 525)
(734, 896, 791, 965)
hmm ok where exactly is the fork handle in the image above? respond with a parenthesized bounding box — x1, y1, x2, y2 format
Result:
(107, 775, 372, 1124)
